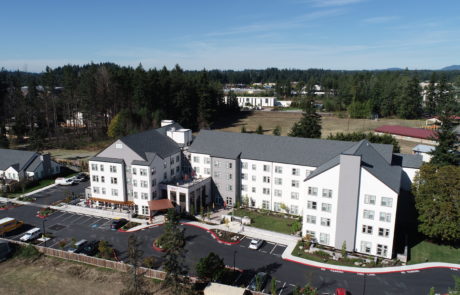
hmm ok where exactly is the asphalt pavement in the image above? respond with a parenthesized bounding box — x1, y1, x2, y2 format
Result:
(0, 204, 457, 295)
(32, 181, 88, 205)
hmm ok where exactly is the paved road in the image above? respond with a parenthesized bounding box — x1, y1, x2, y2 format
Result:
(0, 204, 457, 295)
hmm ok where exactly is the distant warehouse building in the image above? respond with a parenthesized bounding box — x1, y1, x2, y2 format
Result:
(374, 125, 437, 145)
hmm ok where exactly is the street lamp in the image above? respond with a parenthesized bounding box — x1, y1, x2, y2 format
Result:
(42, 218, 47, 247)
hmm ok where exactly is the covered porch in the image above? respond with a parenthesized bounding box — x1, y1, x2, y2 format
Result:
(160, 177, 211, 215)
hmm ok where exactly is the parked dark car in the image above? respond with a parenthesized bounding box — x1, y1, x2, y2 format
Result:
(74, 173, 89, 183)
(80, 240, 99, 256)
(110, 218, 128, 230)
(0, 241, 12, 262)
(247, 272, 268, 292)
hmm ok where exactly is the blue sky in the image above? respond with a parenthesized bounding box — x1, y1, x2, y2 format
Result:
(1, 0, 459, 72)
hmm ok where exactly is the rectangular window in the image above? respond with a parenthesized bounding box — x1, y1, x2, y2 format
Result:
(93, 186, 100, 194)
(140, 180, 148, 188)
(262, 188, 270, 195)
(101, 188, 106, 195)
(91, 164, 98, 171)
(133, 192, 138, 199)
(274, 202, 281, 212)
(305, 230, 316, 239)
(142, 206, 149, 215)
(151, 168, 156, 175)
(241, 173, 248, 180)
(170, 169, 174, 176)
(321, 203, 332, 212)
(363, 210, 375, 220)
(176, 166, 179, 173)
(213, 171, 220, 178)
(274, 178, 282, 185)
(292, 180, 299, 188)
(377, 244, 388, 256)
(305, 170, 311, 177)
(308, 187, 318, 196)
(100, 165, 104, 172)
(252, 164, 256, 170)
(292, 168, 300, 176)
(306, 215, 316, 224)
(140, 169, 147, 176)
(227, 162, 233, 169)
(263, 176, 270, 183)
(152, 179, 157, 187)
(252, 187, 256, 193)
(360, 241, 372, 254)
(364, 194, 376, 205)
(176, 155, 180, 162)
(263, 165, 270, 172)
(275, 166, 282, 173)
(320, 217, 331, 227)
(100, 176, 105, 183)
(110, 165, 117, 173)
(362, 225, 373, 234)
(274, 189, 282, 197)
(241, 185, 247, 192)
(111, 189, 118, 196)
(227, 173, 233, 180)
(320, 233, 330, 245)
(214, 161, 220, 167)
(307, 201, 317, 210)
(111, 177, 117, 184)
(262, 200, 270, 210)
(193, 156, 200, 163)
(290, 205, 299, 215)
(322, 189, 332, 198)
(291, 192, 299, 200)
(242, 162, 248, 169)
(379, 212, 391, 222)
(204, 168, 210, 174)
(381, 197, 393, 207)
(227, 185, 233, 191)
(378, 228, 390, 237)
(204, 157, 210, 164)
(164, 172, 167, 180)
(133, 179, 137, 187)
(92, 175, 99, 182)
(141, 193, 148, 200)
(251, 175, 256, 181)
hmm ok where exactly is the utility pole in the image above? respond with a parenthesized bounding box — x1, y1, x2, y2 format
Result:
(42, 218, 47, 247)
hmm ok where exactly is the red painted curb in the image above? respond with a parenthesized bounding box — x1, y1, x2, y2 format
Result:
(283, 258, 460, 275)
(183, 223, 242, 245)
(152, 240, 166, 252)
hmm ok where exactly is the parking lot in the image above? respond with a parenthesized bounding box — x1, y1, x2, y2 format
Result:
(238, 236, 287, 257)
(32, 181, 88, 206)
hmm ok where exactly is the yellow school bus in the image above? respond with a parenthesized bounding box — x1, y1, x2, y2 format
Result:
(0, 217, 24, 235)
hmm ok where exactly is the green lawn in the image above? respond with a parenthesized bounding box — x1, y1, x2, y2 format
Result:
(10, 178, 56, 198)
(409, 241, 460, 264)
(233, 208, 300, 234)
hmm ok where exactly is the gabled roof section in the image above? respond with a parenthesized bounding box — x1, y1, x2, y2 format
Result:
(189, 130, 393, 166)
(0, 149, 38, 172)
(392, 153, 423, 169)
(26, 156, 43, 172)
(119, 128, 180, 160)
(306, 140, 402, 193)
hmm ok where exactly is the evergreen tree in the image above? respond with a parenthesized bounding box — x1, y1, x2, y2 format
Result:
(288, 97, 321, 138)
(255, 124, 264, 134)
(397, 76, 423, 119)
(425, 73, 438, 116)
(240, 126, 247, 133)
(195, 252, 225, 282)
(120, 235, 152, 295)
(272, 125, 281, 136)
(413, 164, 460, 243)
(226, 90, 239, 112)
(162, 209, 189, 294)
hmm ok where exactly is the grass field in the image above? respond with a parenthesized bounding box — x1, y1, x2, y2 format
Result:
(233, 208, 300, 234)
(0, 256, 167, 295)
(409, 241, 460, 264)
(215, 111, 427, 153)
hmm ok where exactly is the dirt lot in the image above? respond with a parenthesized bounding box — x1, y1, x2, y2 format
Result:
(215, 111, 426, 153)
(0, 256, 168, 295)
(43, 148, 98, 161)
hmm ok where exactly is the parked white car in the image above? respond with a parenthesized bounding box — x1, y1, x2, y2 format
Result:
(20, 228, 41, 242)
(249, 239, 264, 250)
(55, 177, 75, 186)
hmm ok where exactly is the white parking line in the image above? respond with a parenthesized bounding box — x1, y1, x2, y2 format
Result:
(51, 212, 68, 220)
(81, 217, 98, 225)
(70, 215, 87, 224)
(59, 213, 77, 223)
(279, 282, 287, 295)
(99, 219, 112, 228)
(260, 250, 267, 253)
(270, 244, 278, 254)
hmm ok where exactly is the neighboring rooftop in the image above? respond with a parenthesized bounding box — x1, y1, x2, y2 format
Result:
(374, 125, 437, 140)
(393, 153, 423, 169)
(189, 130, 394, 167)
(412, 144, 436, 153)
(0, 148, 38, 172)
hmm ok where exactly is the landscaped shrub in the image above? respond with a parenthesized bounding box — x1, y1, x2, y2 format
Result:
(16, 244, 41, 259)
(313, 250, 331, 260)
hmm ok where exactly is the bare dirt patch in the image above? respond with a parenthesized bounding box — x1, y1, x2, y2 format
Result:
(0, 256, 168, 295)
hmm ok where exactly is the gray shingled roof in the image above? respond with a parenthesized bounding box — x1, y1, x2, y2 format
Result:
(89, 157, 125, 164)
(393, 153, 423, 169)
(306, 140, 402, 193)
(189, 130, 394, 167)
(119, 128, 180, 160)
(0, 149, 38, 172)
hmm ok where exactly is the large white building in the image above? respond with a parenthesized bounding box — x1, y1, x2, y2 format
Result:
(88, 123, 422, 259)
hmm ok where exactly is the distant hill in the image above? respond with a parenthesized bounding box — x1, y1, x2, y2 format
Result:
(441, 65, 460, 71)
